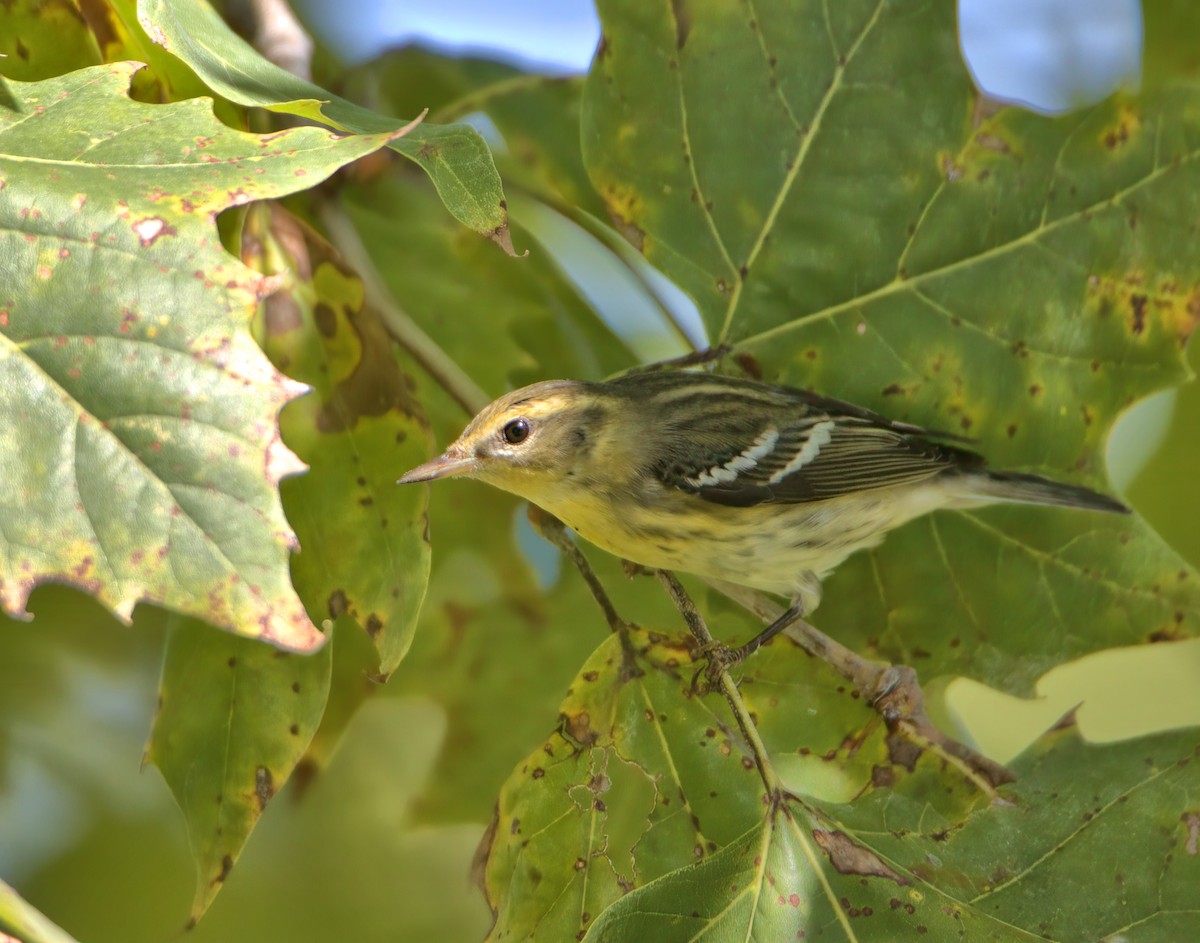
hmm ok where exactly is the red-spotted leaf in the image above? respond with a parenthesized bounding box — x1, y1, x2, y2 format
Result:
(0, 63, 393, 649)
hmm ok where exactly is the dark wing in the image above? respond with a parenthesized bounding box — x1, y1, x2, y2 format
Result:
(655, 409, 983, 508)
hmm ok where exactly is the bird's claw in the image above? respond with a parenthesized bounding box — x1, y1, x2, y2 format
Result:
(689, 640, 744, 693)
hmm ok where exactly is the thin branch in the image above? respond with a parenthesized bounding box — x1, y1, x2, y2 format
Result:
(526, 507, 629, 635)
(705, 578, 1014, 793)
(316, 201, 490, 416)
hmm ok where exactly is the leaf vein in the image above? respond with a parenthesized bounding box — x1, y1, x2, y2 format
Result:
(740, 140, 1200, 348)
(719, 0, 888, 342)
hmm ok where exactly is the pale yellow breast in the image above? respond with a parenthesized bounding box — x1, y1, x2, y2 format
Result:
(523, 478, 961, 604)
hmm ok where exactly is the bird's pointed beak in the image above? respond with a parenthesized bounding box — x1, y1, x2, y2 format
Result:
(397, 449, 478, 484)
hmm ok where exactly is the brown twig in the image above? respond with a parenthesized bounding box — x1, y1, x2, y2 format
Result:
(704, 578, 1014, 793)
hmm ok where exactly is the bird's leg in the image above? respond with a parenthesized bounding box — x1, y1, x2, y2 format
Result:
(721, 599, 806, 665)
(655, 570, 785, 795)
(649, 580, 805, 690)
(706, 573, 819, 682)
(651, 571, 734, 693)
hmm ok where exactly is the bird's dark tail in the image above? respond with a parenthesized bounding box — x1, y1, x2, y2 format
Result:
(962, 470, 1130, 514)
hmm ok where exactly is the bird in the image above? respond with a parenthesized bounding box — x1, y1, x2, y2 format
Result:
(398, 369, 1128, 664)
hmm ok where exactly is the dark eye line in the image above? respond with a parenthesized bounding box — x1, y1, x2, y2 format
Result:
(503, 418, 531, 445)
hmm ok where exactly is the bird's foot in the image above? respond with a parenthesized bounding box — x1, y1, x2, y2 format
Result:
(688, 640, 743, 693)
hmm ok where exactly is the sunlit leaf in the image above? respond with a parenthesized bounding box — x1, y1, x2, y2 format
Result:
(137, 0, 513, 249)
(0, 64, 391, 648)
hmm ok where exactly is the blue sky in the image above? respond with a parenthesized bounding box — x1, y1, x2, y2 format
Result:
(297, 0, 1142, 111)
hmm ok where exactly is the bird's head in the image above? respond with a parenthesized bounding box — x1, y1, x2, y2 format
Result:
(397, 379, 612, 499)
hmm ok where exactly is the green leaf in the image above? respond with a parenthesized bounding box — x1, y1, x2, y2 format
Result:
(136, 0, 513, 249)
(481, 629, 755, 941)
(344, 47, 609, 220)
(342, 174, 635, 400)
(146, 615, 332, 922)
(826, 724, 1200, 942)
(582, 817, 1037, 943)
(0, 0, 101, 82)
(0, 64, 390, 649)
(250, 204, 432, 677)
(486, 626, 1200, 941)
(481, 625, 964, 940)
(582, 0, 1200, 690)
(1143, 0, 1200, 87)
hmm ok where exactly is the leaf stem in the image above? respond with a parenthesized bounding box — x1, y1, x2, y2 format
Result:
(315, 201, 490, 416)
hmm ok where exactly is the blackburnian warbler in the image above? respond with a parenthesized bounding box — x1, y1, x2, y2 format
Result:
(399, 370, 1128, 662)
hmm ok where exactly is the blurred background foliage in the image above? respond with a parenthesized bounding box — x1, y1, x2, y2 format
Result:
(1, 0, 1198, 941)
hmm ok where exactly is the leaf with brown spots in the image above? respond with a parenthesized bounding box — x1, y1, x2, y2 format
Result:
(482, 620, 1002, 941)
(136, 0, 513, 251)
(146, 615, 331, 922)
(0, 64, 392, 650)
(486, 626, 1200, 942)
(248, 204, 432, 678)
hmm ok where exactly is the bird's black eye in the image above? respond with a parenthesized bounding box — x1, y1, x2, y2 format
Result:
(503, 418, 531, 445)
